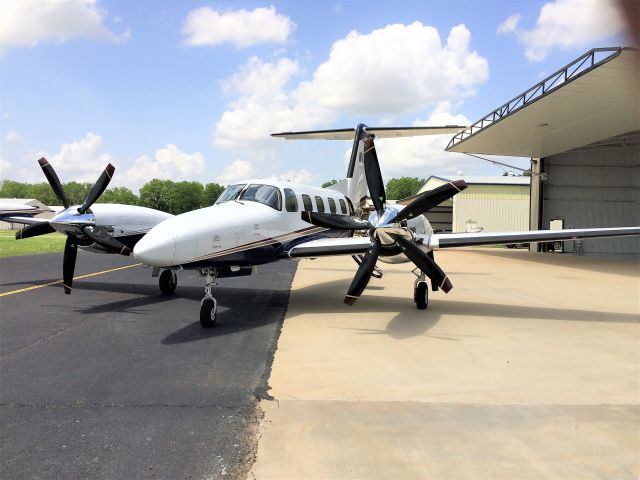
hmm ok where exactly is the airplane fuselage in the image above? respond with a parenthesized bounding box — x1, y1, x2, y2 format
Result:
(134, 179, 356, 269)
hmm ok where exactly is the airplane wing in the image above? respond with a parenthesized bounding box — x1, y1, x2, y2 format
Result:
(288, 237, 372, 258)
(0, 216, 50, 226)
(429, 227, 640, 249)
(272, 125, 467, 140)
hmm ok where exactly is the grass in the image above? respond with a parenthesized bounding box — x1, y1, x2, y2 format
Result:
(0, 229, 67, 257)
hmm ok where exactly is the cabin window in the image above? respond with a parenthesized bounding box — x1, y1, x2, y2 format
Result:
(328, 198, 337, 214)
(215, 184, 246, 204)
(240, 184, 282, 210)
(339, 199, 347, 214)
(302, 194, 313, 212)
(284, 188, 298, 212)
(315, 196, 325, 213)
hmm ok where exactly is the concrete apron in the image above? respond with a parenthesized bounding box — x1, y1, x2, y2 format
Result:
(249, 248, 640, 480)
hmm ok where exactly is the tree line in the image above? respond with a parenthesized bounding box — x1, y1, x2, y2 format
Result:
(0, 176, 428, 215)
(0, 179, 225, 216)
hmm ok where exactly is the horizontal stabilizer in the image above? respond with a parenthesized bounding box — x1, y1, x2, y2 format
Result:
(430, 227, 640, 249)
(272, 125, 467, 140)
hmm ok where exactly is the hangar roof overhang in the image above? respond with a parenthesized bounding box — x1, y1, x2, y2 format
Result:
(446, 47, 640, 158)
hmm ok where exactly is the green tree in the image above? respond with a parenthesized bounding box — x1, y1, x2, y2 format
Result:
(28, 183, 59, 205)
(322, 179, 338, 188)
(0, 180, 29, 199)
(385, 177, 425, 200)
(63, 181, 92, 205)
(170, 181, 204, 214)
(100, 187, 139, 205)
(138, 179, 174, 213)
(203, 182, 225, 206)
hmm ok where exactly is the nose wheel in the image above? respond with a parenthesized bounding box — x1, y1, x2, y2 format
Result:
(158, 269, 177, 294)
(199, 268, 218, 327)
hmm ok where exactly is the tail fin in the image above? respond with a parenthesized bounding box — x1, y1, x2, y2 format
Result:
(271, 124, 467, 215)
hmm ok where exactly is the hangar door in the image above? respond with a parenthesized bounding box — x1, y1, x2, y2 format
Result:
(425, 205, 452, 233)
(541, 135, 639, 260)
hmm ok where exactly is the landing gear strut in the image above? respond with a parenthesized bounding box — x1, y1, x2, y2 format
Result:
(413, 269, 428, 310)
(158, 269, 177, 294)
(199, 268, 218, 327)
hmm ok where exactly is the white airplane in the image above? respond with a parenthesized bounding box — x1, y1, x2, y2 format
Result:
(5, 158, 172, 293)
(132, 124, 640, 327)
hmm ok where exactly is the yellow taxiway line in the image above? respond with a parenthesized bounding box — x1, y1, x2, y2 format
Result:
(0, 263, 143, 297)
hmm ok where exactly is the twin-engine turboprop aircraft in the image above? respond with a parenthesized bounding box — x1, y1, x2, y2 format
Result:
(6, 158, 172, 293)
(132, 124, 640, 327)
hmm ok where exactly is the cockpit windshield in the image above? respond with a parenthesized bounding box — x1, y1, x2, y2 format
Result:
(215, 184, 246, 204)
(239, 184, 282, 210)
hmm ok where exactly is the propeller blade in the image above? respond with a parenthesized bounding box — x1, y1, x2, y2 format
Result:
(344, 241, 381, 305)
(38, 158, 69, 208)
(390, 233, 452, 293)
(63, 235, 78, 295)
(363, 137, 386, 217)
(82, 226, 131, 255)
(78, 163, 115, 214)
(15, 222, 55, 239)
(390, 180, 467, 223)
(301, 211, 371, 231)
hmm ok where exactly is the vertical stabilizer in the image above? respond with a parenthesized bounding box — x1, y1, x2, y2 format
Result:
(345, 124, 369, 215)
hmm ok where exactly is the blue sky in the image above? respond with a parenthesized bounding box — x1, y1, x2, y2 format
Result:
(0, 0, 630, 191)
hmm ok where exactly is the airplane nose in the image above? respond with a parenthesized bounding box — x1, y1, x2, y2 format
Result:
(133, 231, 176, 266)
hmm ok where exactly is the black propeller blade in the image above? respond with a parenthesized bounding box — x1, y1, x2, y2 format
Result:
(82, 226, 131, 255)
(344, 241, 381, 305)
(389, 180, 468, 223)
(363, 137, 386, 217)
(390, 233, 452, 293)
(15, 222, 55, 239)
(301, 211, 371, 231)
(38, 157, 69, 208)
(78, 164, 115, 214)
(63, 236, 78, 295)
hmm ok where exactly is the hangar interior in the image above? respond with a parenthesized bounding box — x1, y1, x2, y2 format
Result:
(446, 47, 639, 260)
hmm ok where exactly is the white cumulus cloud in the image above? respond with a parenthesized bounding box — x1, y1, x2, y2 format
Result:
(49, 132, 114, 180)
(182, 5, 295, 48)
(293, 22, 489, 116)
(0, 0, 130, 51)
(271, 169, 315, 185)
(123, 144, 205, 190)
(5, 130, 21, 142)
(375, 102, 474, 179)
(214, 56, 333, 150)
(498, 0, 625, 62)
(0, 157, 12, 179)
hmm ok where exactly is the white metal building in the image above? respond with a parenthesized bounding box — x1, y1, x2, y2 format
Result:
(418, 175, 530, 233)
(446, 47, 639, 259)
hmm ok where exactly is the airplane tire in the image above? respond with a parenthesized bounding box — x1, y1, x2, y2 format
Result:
(159, 270, 177, 294)
(200, 298, 217, 328)
(414, 281, 428, 310)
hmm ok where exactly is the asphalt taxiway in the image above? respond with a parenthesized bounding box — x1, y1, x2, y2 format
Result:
(0, 252, 297, 479)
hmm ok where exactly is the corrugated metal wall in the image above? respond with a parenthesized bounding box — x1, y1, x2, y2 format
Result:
(542, 143, 639, 259)
(453, 185, 530, 232)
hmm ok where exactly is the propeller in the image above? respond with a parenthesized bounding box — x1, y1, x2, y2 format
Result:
(302, 131, 466, 305)
(16, 158, 127, 294)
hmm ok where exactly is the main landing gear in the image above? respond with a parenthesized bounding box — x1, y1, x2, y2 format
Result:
(413, 269, 428, 310)
(199, 268, 218, 328)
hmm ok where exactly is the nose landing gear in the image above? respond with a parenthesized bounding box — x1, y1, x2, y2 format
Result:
(199, 268, 218, 327)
